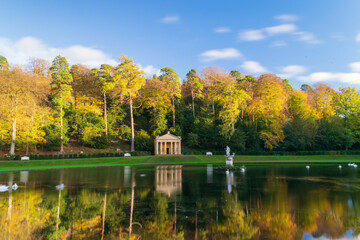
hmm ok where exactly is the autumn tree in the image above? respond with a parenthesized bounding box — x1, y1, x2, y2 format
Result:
(49, 55, 73, 154)
(0, 67, 49, 154)
(288, 90, 314, 119)
(114, 56, 146, 151)
(248, 74, 289, 150)
(27, 57, 50, 76)
(312, 83, 336, 119)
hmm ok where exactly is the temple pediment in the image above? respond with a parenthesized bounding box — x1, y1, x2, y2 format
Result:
(156, 131, 181, 140)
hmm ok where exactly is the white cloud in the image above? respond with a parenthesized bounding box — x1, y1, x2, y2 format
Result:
(140, 65, 161, 76)
(0, 36, 116, 68)
(160, 16, 179, 24)
(349, 62, 360, 72)
(274, 14, 299, 22)
(294, 32, 322, 44)
(356, 33, 360, 42)
(214, 27, 231, 33)
(271, 41, 287, 47)
(238, 30, 265, 41)
(298, 72, 360, 84)
(265, 24, 297, 35)
(199, 48, 242, 62)
(278, 65, 307, 79)
(238, 18, 321, 45)
(297, 62, 360, 84)
(240, 61, 267, 74)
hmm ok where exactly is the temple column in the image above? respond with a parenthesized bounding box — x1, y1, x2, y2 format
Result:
(171, 141, 173, 155)
(178, 141, 181, 154)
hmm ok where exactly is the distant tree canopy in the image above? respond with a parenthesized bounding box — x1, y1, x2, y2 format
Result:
(0, 55, 359, 154)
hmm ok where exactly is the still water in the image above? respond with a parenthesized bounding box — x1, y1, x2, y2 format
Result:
(0, 164, 359, 240)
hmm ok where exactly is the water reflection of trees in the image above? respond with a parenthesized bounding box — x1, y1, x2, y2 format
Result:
(0, 166, 359, 239)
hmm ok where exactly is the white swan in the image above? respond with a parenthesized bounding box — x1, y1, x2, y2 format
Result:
(0, 185, 9, 192)
(241, 168, 246, 173)
(12, 183, 18, 190)
(339, 165, 342, 169)
(306, 165, 310, 169)
(56, 184, 65, 190)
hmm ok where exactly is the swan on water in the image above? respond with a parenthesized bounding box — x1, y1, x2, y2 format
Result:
(306, 165, 310, 169)
(0, 185, 9, 192)
(339, 165, 342, 169)
(241, 168, 246, 173)
(12, 183, 18, 190)
(56, 184, 65, 190)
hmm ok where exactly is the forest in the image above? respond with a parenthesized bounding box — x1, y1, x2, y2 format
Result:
(0, 54, 359, 156)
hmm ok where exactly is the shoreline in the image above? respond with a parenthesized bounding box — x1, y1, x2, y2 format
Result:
(0, 155, 360, 172)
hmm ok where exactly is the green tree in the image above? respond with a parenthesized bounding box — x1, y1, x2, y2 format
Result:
(159, 67, 181, 127)
(114, 56, 146, 151)
(141, 76, 171, 136)
(184, 69, 203, 118)
(217, 80, 251, 139)
(93, 64, 116, 137)
(0, 56, 9, 70)
(49, 55, 73, 153)
(334, 86, 360, 145)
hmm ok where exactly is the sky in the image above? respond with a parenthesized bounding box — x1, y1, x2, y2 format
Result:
(1, 0, 360, 89)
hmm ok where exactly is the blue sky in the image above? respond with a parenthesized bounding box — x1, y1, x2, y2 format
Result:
(1, 0, 360, 89)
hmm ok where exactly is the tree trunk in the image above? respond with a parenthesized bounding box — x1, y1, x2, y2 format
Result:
(129, 92, 135, 152)
(60, 94, 65, 154)
(195, 208, 198, 240)
(26, 131, 29, 156)
(101, 192, 107, 240)
(172, 98, 176, 127)
(9, 117, 16, 155)
(103, 90, 108, 137)
(192, 90, 195, 118)
(212, 98, 215, 122)
(129, 173, 136, 239)
(56, 189, 62, 240)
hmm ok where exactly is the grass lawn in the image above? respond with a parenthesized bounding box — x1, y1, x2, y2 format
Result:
(0, 154, 360, 172)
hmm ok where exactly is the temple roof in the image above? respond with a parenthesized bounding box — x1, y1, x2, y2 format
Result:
(155, 131, 181, 140)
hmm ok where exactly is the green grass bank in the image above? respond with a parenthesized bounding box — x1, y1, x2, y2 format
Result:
(1, 155, 360, 172)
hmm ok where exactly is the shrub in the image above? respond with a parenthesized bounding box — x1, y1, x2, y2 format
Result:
(135, 130, 153, 151)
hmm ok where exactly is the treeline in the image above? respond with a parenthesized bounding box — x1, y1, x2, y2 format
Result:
(0, 54, 359, 155)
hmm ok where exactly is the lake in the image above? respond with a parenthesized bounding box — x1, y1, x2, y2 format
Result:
(0, 163, 359, 239)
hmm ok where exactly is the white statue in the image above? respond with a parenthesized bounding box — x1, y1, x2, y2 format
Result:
(225, 146, 235, 158)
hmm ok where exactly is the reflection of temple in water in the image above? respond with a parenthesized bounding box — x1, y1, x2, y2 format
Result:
(155, 165, 182, 197)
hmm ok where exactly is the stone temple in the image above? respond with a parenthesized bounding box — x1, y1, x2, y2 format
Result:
(154, 131, 181, 155)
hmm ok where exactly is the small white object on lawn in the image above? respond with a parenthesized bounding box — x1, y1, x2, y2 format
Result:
(206, 152, 213, 156)
(124, 153, 131, 157)
(21, 156, 30, 160)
